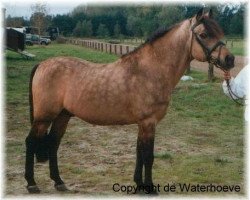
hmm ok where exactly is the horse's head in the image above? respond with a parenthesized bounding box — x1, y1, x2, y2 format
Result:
(190, 8, 234, 71)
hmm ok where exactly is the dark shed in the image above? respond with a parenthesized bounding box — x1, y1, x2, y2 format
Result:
(6, 28, 25, 51)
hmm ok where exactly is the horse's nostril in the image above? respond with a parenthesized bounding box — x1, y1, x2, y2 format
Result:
(225, 55, 235, 67)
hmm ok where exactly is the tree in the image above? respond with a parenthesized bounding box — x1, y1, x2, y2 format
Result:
(82, 20, 93, 37)
(30, 2, 49, 35)
(6, 15, 25, 27)
(96, 23, 110, 37)
(51, 14, 74, 36)
(156, 6, 185, 28)
(126, 14, 143, 37)
(229, 4, 245, 35)
(114, 22, 121, 38)
(73, 21, 82, 37)
(48, 4, 246, 38)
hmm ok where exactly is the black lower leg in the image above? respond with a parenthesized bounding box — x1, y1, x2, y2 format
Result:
(48, 133, 64, 186)
(25, 136, 41, 193)
(35, 132, 49, 162)
(143, 138, 154, 185)
(134, 138, 143, 186)
(142, 138, 156, 194)
(25, 136, 37, 186)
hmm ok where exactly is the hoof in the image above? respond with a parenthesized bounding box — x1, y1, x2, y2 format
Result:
(27, 185, 41, 194)
(55, 183, 69, 191)
(143, 184, 159, 195)
(146, 190, 159, 195)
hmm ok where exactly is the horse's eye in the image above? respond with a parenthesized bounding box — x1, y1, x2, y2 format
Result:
(200, 33, 208, 39)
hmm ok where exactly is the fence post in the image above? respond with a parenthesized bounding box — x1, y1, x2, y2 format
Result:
(186, 66, 191, 74)
(114, 45, 117, 55)
(120, 45, 122, 54)
(126, 46, 129, 54)
(208, 63, 214, 81)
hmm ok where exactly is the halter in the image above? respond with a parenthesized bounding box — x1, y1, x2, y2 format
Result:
(191, 21, 244, 106)
(191, 21, 225, 69)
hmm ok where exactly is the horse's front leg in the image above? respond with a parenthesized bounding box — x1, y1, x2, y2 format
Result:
(134, 135, 143, 187)
(140, 119, 157, 194)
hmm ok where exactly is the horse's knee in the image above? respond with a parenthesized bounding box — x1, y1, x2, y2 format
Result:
(139, 119, 156, 145)
(31, 121, 51, 138)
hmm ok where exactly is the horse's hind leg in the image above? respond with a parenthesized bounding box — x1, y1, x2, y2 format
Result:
(47, 111, 71, 191)
(25, 121, 51, 193)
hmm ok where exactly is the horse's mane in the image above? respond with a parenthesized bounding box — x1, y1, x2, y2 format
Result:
(121, 24, 177, 58)
(145, 25, 177, 44)
(121, 17, 224, 58)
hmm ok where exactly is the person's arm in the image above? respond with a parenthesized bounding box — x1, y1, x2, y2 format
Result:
(222, 68, 247, 99)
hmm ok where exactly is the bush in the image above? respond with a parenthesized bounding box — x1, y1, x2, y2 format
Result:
(56, 37, 67, 44)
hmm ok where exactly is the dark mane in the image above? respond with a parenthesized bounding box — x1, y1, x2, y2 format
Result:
(202, 17, 224, 39)
(145, 25, 176, 43)
(122, 25, 177, 58)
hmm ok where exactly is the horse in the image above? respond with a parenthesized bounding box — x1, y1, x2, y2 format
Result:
(24, 8, 235, 194)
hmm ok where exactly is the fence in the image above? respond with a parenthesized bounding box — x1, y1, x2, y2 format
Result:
(224, 38, 244, 50)
(66, 38, 137, 56)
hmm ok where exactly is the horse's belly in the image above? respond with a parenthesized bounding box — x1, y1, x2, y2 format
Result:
(65, 91, 135, 125)
(74, 106, 135, 125)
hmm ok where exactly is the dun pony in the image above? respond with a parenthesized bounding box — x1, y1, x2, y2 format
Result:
(25, 8, 234, 194)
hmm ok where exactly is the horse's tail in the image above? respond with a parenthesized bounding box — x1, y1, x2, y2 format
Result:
(29, 64, 39, 125)
(29, 64, 49, 162)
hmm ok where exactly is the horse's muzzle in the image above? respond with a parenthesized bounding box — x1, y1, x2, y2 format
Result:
(224, 54, 235, 69)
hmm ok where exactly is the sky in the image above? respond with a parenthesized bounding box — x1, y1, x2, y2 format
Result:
(2, 0, 85, 18)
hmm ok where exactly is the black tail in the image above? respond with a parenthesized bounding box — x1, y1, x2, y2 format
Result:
(29, 64, 39, 125)
(28, 64, 49, 162)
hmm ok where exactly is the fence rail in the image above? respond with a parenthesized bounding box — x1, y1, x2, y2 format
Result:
(66, 38, 137, 56)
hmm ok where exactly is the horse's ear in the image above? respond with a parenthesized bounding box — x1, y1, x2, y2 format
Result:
(208, 9, 213, 18)
(196, 8, 204, 21)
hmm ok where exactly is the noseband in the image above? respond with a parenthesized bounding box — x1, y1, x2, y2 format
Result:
(191, 22, 225, 69)
(191, 21, 243, 106)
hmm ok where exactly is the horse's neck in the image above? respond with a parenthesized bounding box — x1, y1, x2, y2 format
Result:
(142, 20, 192, 89)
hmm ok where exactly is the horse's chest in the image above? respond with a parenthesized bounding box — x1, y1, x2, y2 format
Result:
(129, 82, 170, 120)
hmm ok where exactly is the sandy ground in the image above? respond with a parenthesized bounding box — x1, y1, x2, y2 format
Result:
(191, 56, 248, 77)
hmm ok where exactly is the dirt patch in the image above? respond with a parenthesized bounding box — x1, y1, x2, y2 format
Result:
(191, 56, 247, 77)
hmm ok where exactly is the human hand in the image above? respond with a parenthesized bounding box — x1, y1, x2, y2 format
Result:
(224, 71, 231, 80)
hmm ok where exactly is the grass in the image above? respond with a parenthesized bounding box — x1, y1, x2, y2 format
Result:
(5, 43, 244, 196)
(224, 38, 246, 56)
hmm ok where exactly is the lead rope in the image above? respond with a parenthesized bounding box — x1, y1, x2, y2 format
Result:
(220, 68, 244, 106)
(225, 78, 244, 106)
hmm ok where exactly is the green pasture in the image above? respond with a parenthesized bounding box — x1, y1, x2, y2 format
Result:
(5, 43, 244, 196)
(223, 38, 246, 56)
